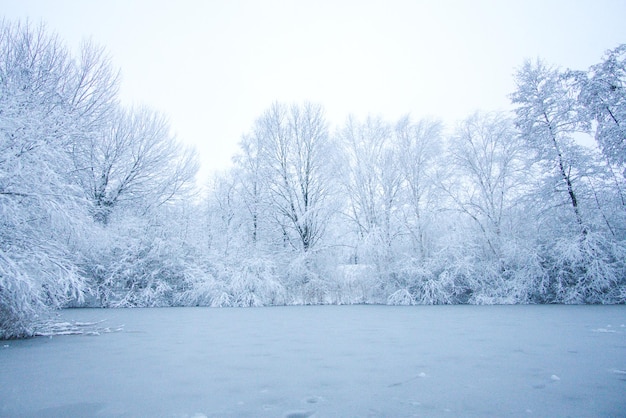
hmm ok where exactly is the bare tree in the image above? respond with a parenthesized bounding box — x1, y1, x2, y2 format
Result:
(395, 116, 443, 259)
(337, 115, 403, 261)
(511, 59, 588, 233)
(234, 132, 269, 247)
(79, 106, 198, 224)
(254, 102, 334, 252)
(444, 112, 529, 257)
(66, 40, 119, 130)
(205, 173, 239, 257)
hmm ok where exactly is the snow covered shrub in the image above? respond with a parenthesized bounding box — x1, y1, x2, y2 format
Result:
(387, 288, 416, 305)
(465, 242, 545, 305)
(87, 217, 201, 308)
(0, 258, 36, 339)
(176, 256, 285, 307)
(0, 249, 80, 339)
(498, 239, 548, 303)
(333, 264, 379, 304)
(285, 251, 332, 304)
(544, 232, 626, 303)
(96, 239, 170, 307)
(174, 266, 226, 307)
(418, 269, 458, 305)
(0, 201, 88, 338)
(386, 257, 461, 305)
(614, 284, 626, 304)
(466, 262, 517, 305)
(221, 256, 285, 307)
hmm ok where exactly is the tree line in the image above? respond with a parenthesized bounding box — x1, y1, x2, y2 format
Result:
(1, 20, 624, 339)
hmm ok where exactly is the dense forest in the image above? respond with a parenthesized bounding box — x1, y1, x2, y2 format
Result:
(1, 21, 625, 338)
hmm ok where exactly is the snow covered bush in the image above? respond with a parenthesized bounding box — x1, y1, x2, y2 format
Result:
(221, 256, 285, 307)
(0, 183, 91, 338)
(82, 213, 200, 308)
(176, 274, 229, 307)
(332, 264, 379, 304)
(91, 237, 171, 308)
(0, 243, 85, 339)
(386, 258, 457, 305)
(542, 232, 626, 304)
(284, 251, 333, 305)
(173, 255, 286, 308)
(455, 237, 544, 304)
(387, 288, 416, 305)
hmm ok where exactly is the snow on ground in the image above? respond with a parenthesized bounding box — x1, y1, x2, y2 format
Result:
(1, 305, 625, 417)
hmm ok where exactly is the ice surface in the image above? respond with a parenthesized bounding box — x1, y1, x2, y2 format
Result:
(1, 305, 625, 417)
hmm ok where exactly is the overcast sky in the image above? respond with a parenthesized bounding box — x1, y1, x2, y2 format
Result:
(3, 0, 626, 181)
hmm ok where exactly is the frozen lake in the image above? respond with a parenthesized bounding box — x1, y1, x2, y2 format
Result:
(1, 305, 625, 417)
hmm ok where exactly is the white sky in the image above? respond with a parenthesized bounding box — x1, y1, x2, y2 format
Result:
(3, 0, 626, 181)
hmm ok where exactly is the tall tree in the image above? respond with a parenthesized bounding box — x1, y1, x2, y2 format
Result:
(0, 21, 89, 337)
(395, 116, 442, 259)
(254, 102, 334, 253)
(444, 112, 529, 258)
(337, 115, 404, 276)
(511, 59, 588, 233)
(234, 132, 269, 248)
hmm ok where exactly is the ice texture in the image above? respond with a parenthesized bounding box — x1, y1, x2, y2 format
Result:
(1, 305, 625, 417)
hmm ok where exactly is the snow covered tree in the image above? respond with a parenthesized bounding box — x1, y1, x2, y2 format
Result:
(571, 44, 626, 233)
(512, 59, 626, 303)
(233, 131, 272, 249)
(253, 102, 335, 253)
(442, 112, 545, 302)
(204, 173, 243, 257)
(511, 59, 589, 234)
(337, 116, 403, 264)
(75, 105, 198, 224)
(395, 116, 443, 260)
(0, 20, 199, 332)
(0, 21, 90, 337)
(66, 40, 119, 135)
(335, 114, 420, 305)
(577, 44, 626, 173)
(445, 112, 529, 257)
